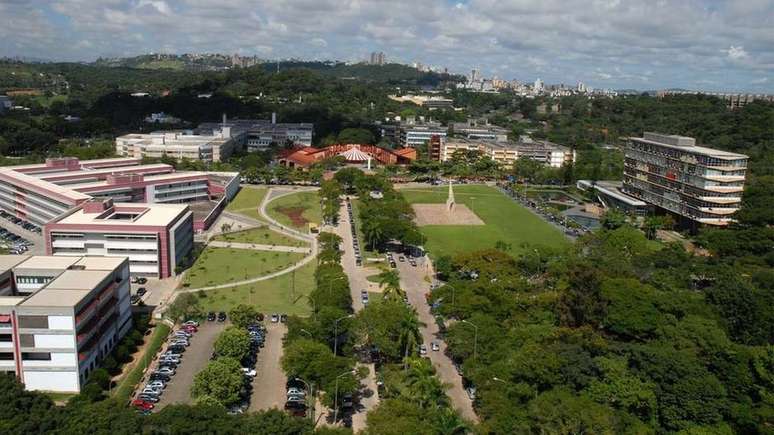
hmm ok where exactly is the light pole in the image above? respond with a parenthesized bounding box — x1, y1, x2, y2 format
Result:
(299, 328, 313, 339)
(333, 315, 353, 356)
(333, 369, 355, 423)
(295, 376, 315, 423)
(461, 319, 478, 362)
(492, 377, 507, 385)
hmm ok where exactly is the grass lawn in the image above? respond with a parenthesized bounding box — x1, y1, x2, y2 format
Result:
(44, 392, 77, 405)
(401, 185, 569, 258)
(193, 260, 316, 316)
(182, 247, 305, 289)
(266, 191, 322, 232)
(214, 226, 307, 248)
(113, 323, 171, 401)
(226, 186, 268, 221)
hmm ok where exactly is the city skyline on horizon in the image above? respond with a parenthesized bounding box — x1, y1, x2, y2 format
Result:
(1, 1, 773, 93)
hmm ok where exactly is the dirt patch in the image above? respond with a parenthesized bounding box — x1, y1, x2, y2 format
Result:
(276, 206, 309, 228)
(412, 203, 485, 226)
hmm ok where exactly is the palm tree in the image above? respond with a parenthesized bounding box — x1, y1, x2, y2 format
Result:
(363, 219, 384, 251)
(377, 269, 403, 299)
(404, 358, 449, 409)
(432, 408, 468, 435)
(397, 312, 423, 370)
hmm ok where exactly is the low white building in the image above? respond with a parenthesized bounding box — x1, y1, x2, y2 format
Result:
(115, 129, 244, 162)
(442, 138, 575, 168)
(0, 255, 131, 392)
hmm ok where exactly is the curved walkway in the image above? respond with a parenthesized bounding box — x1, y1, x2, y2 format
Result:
(207, 240, 311, 254)
(178, 186, 319, 294)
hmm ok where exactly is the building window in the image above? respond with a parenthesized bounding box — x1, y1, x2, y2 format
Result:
(17, 315, 48, 329)
(0, 352, 13, 361)
(19, 334, 35, 347)
(0, 334, 11, 342)
(22, 352, 51, 361)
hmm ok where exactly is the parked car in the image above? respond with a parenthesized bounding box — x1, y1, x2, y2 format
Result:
(431, 341, 440, 352)
(207, 312, 217, 321)
(173, 330, 192, 338)
(287, 387, 306, 397)
(242, 368, 257, 377)
(280, 314, 287, 323)
(132, 399, 155, 410)
(419, 344, 427, 355)
(136, 287, 147, 297)
(136, 394, 159, 403)
(167, 345, 186, 353)
(136, 277, 148, 284)
(159, 356, 180, 364)
(149, 373, 170, 382)
(183, 320, 199, 327)
(155, 367, 175, 376)
(270, 313, 279, 323)
(147, 380, 166, 389)
(182, 324, 197, 332)
(170, 339, 189, 347)
(217, 312, 227, 322)
(466, 387, 477, 400)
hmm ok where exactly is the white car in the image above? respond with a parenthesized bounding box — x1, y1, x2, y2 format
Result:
(141, 387, 162, 396)
(183, 320, 199, 327)
(159, 356, 180, 364)
(163, 351, 182, 359)
(242, 368, 257, 377)
(147, 380, 166, 389)
(173, 330, 192, 338)
(431, 341, 440, 351)
(170, 339, 189, 347)
(419, 344, 427, 355)
(287, 388, 306, 397)
(156, 367, 175, 376)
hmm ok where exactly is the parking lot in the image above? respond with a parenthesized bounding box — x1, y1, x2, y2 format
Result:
(0, 213, 43, 255)
(249, 321, 287, 411)
(151, 321, 226, 408)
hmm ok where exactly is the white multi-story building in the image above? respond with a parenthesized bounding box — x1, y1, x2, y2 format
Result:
(115, 128, 244, 162)
(45, 199, 193, 278)
(442, 138, 575, 168)
(0, 255, 131, 392)
(196, 116, 314, 152)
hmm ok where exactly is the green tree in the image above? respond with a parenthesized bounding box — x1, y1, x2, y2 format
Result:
(228, 304, 260, 328)
(213, 327, 252, 361)
(376, 269, 403, 299)
(190, 357, 244, 407)
(337, 127, 375, 144)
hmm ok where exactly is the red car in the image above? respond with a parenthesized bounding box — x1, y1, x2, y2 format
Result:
(181, 325, 197, 333)
(132, 399, 155, 410)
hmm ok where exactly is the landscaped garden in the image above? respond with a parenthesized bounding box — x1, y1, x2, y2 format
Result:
(213, 226, 307, 248)
(266, 191, 321, 232)
(181, 247, 305, 289)
(400, 184, 569, 257)
(225, 186, 267, 220)
(192, 260, 316, 316)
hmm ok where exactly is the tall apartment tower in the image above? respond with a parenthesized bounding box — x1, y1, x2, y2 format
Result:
(370, 52, 385, 65)
(622, 132, 748, 227)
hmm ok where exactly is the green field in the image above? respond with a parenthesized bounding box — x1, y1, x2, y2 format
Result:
(266, 191, 321, 232)
(182, 247, 304, 289)
(226, 186, 267, 221)
(113, 323, 171, 401)
(193, 260, 316, 316)
(401, 185, 569, 257)
(214, 227, 307, 248)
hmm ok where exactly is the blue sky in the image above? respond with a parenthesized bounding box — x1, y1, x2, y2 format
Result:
(1, 0, 773, 92)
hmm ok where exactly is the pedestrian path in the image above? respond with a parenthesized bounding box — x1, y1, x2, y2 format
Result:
(207, 240, 311, 254)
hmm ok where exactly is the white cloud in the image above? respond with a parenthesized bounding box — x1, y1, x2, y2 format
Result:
(3, 0, 774, 91)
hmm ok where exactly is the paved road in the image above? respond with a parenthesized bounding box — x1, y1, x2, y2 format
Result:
(207, 240, 311, 254)
(331, 200, 381, 431)
(249, 322, 288, 412)
(396, 259, 479, 423)
(154, 321, 225, 408)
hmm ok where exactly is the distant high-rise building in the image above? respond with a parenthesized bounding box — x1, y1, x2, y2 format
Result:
(577, 81, 586, 93)
(470, 69, 479, 83)
(534, 78, 543, 92)
(370, 51, 386, 65)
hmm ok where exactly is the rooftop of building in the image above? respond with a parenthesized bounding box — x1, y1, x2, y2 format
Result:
(21, 287, 93, 308)
(74, 257, 127, 271)
(14, 255, 81, 271)
(630, 132, 748, 160)
(0, 255, 29, 272)
(0, 167, 92, 203)
(51, 200, 189, 227)
(445, 137, 570, 152)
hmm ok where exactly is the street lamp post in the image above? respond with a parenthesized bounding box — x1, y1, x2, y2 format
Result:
(461, 319, 478, 362)
(295, 377, 315, 423)
(333, 370, 355, 423)
(333, 315, 353, 356)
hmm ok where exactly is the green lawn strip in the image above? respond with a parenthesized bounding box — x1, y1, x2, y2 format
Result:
(226, 186, 268, 220)
(214, 227, 307, 248)
(401, 185, 569, 258)
(266, 191, 321, 231)
(193, 260, 316, 316)
(43, 392, 77, 405)
(183, 247, 305, 289)
(113, 323, 171, 402)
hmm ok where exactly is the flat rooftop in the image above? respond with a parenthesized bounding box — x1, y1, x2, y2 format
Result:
(0, 255, 29, 273)
(53, 202, 189, 227)
(14, 256, 81, 271)
(630, 135, 748, 160)
(21, 289, 91, 308)
(75, 257, 127, 271)
(45, 270, 111, 291)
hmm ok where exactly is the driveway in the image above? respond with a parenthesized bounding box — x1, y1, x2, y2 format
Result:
(249, 322, 288, 411)
(153, 321, 226, 408)
(396, 259, 479, 423)
(331, 200, 381, 431)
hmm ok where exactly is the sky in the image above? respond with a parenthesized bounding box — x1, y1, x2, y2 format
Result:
(1, 0, 773, 92)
